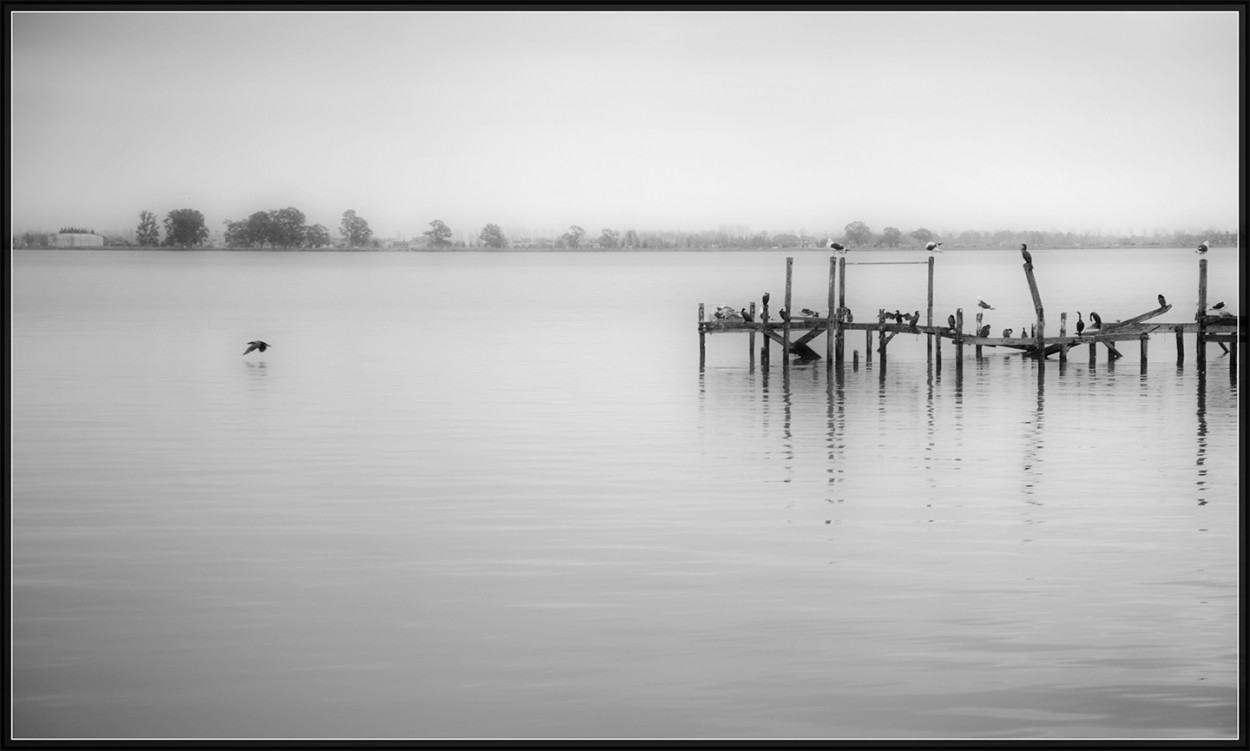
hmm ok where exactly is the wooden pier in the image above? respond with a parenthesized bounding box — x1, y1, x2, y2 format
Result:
(699, 254, 1242, 380)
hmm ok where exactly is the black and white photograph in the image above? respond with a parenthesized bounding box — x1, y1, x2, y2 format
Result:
(8, 6, 1242, 744)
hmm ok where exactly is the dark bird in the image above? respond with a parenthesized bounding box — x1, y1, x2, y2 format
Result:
(1003, 328, 1013, 338)
(926, 241, 943, 252)
(1157, 294, 1167, 308)
(762, 292, 770, 306)
(1021, 244, 1033, 265)
(1023, 323, 1030, 337)
(910, 310, 920, 328)
(1075, 311, 1085, 336)
(801, 308, 819, 317)
(1209, 301, 1226, 311)
(843, 307, 853, 323)
(977, 297, 996, 310)
(741, 308, 754, 323)
(894, 309, 903, 323)
(947, 314, 957, 332)
(828, 241, 846, 253)
(1089, 311, 1102, 329)
(1196, 240, 1209, 254)
(243, 340, 271, 355)
(1030, 325, 1036, 338)
(779, 308, 790, 322)
(978, 324, 991, 338)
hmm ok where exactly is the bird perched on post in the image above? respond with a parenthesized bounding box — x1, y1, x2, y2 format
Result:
(243, 340, 271, 355)
(801, 308, 819, 318)
(779, 308, 790, 322)
(741, 308, 754, 323)
(977, 297, 995, 310)
(1158, 294, 1167, 308)
(1208, 301, 1225, 312)
(947, 314, 957, 332)
(978, 324, 991, 338)
(842, 307, 853, 323)
(1196, 240, 1209, 254)
(828, 241, 846, 253)
(1088, 311, 1101, 330)
(1020, 243, 1032, 266)
(1076, 312, 1085, 335)
(910, 310, 920, 329)
(762, 292, 770, 306)
(1002, 328, 1013, 338)
(926, 241, 943, 252)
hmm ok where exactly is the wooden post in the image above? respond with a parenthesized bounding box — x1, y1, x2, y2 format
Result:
(955, 308, 964, 374)
(761, 293, 770, 369)
(836, 257, 846, 366)
(1197, 258, 1207, 372)
(853, 350, 859, 368)
(975, 311, 983, 360)
(1022, 258, 1045, 362)
(1175, 326, 1184, 367)
(783, 257, 793, 373)
(1089, 340, 1097, 368)
(698, 303, 706, 368)
(748, 301, 756, 366)
(927, 255, 935, 361)
(1140, 332, 1149, 373)
(1059, 312, 1067, 363)
(826, 256, 836, 364)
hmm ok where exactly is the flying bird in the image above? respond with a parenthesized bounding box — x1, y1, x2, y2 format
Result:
(926, 241, 943, 252)
(1157, 294, 1167, 308)
(1089, 311, 1102, 330)
(1020, 244, 1033, 265)
(1075, 312, 1085, 335)
(1196, 240, 1209, 254)
(977, 297, 996, 310)
(243, 340, 271, 355)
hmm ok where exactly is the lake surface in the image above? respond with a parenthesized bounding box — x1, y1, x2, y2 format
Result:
(9, 247, 1241, 740)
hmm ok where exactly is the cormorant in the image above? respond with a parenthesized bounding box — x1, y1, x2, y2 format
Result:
(243, 340, 271, 355)
(978, 324, 991, 338)
(779, 308, 790, 322)
(1196, 240, 1209, 254)
(977, 297, 996, 310)
(1209, 301, 1226, 311)
(1089, 311, 1102, 329)
(926, 241, 943, 252)
(911, 310, 920, 328)
(1003, 328, 1013, 338)
(843, 307, 853, 323)
(1158, 294, 1167, 308)
(947, 314, 957, 332)
(762, 292, 770, 306)
(741, 308, 754, 323)
(1076, 312, 1085, 335)
(1021, 244, 1033, 265)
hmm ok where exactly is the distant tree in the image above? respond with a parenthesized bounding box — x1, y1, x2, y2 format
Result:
(479, 223, 508, 249)
(881, 227, 902, 247)
(622, 229, 640, 248)
(223, 219, 251, 248)
(268, 207, 307, 248)
(424, 219, 453, 247)
(561, 225, 586, 249)
(909, 228, 934, 246)
(340, 210, 373, 248)
(136, 211, 161, 247)
(245, 211, 275, 247)
(598, 228, 619, 249)
(163, 208, 209, 248)
(58, 226, 95, 234)
(843, 220, 872, 247)
(304, 223, 332, 248)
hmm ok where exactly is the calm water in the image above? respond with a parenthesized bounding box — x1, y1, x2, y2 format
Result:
(9, 248, 1241, 740)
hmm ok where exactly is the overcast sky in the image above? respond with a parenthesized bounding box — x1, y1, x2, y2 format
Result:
(10, 9, 1241, 241)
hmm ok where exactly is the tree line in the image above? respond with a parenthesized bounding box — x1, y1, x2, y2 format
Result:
(11, 212, 1234, 251)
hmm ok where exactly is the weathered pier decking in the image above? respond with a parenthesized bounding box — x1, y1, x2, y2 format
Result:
(698, 255, 1242, 379)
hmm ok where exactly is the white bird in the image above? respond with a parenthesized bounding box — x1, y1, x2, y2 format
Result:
(976, 297, 996, 310)
(925, 241, 943, 252)
(1196, 240, 1210, 254)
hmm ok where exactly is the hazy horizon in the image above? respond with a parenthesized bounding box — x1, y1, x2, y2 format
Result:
(10, 10, 1241, 241)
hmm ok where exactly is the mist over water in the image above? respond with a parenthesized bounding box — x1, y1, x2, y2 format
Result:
(10, 248, 1239, 739)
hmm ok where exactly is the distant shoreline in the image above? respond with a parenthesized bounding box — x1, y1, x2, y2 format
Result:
(10, 244, 1229, 253)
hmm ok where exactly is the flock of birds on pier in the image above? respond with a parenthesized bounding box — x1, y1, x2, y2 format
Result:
(719, 241, 1222, 344)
